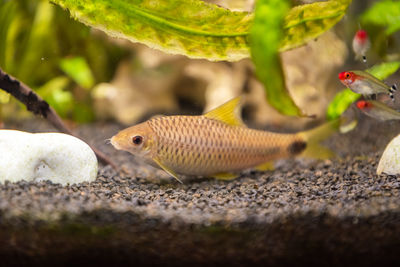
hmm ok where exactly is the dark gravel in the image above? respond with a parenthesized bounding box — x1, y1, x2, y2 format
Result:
(1, 116, 400, 266)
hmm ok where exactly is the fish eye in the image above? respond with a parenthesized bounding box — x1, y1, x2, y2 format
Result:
(132, 135, 143, 145)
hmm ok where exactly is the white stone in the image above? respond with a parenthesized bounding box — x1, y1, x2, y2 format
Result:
(377, 134, 400, 175)
(0, 130, 98, 185)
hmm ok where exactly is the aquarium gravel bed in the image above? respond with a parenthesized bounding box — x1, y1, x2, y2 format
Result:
(1, 117, 400, 266)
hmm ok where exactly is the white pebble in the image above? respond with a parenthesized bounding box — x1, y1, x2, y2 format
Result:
(0, 130, 98, 185)
(377, 134, 400, 175)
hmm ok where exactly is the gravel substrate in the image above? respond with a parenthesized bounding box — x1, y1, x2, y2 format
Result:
(1, 116, 400, 266)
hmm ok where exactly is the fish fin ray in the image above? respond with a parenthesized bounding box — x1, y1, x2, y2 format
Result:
(212, 172, 239, 180)
(204, 97, 245, 127)
(152, 158, 183, 184)
(255, 161, 275, 171)
(298, 119, 340, 159)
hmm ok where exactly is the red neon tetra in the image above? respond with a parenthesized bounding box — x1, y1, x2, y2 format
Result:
(352, 30, 370, 62)
(338, 70, 397, 100)
(356, 100, 400, 121)
(356, 100, 373, 110)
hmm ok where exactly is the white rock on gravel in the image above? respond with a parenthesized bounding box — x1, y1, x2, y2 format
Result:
(0, 130, 98, 185)
(377, 134, 400, 175)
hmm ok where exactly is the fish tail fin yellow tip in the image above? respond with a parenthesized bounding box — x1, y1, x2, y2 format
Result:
(299, 119, 341, 160)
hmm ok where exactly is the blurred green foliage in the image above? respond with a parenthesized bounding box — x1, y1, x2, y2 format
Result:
(361, 0, 400, 35)
(0, 0, 126, 122)
(60, 57, 95, 90)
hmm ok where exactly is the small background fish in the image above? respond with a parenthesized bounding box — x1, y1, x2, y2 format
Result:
(339, 70, 397, 99)
(352, 30, 370, 62)
(356, 100, 400, 121)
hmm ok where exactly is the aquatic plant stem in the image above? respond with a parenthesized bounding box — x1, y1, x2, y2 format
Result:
(0, 67, 117, 169)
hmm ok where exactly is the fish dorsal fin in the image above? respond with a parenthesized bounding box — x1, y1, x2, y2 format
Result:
(203, 97, 245, 126)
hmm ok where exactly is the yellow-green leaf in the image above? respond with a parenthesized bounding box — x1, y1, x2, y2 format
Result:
(280, 0, 351, 51)
(50, 0, 252, 62)
(361, 0, 400, 35)
(326, 61, 400, 120)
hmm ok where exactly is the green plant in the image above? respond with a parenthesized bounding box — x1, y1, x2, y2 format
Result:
(50, 0, 351, 116)
(0, 0, 125, 122)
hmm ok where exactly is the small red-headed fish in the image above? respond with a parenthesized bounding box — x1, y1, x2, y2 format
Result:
(356, 100, 400, 121)
(338, 70, 397, 100)
(352, 30, 370, 62)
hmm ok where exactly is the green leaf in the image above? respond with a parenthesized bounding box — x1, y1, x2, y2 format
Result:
(280, 0, 351, 51)
(250, 0, 351, 117)
(367, 61, 400, 80)
(251, 0, 302, 116)
(36, 76, 73, 118)
(326, 61, 400, 120)
(59, 57, 95, 89)
(50, 0, 252, 61)
(361, 0, 400, 35)
(50, 0, 351, 62)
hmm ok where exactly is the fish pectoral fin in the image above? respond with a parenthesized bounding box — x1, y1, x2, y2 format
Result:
(255, 161, 275, 171)
(212, 172, 239, 180)
(203, 96, 245, 127)
(152, 158, 183, 184)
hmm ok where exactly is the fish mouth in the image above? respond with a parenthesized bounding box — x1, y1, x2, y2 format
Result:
(110, 136, 122, 150)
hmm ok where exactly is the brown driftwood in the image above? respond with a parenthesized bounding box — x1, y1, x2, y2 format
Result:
(0, 68, 116, 169)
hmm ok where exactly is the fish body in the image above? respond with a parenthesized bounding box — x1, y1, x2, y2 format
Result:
(111, 98, 336, 181)
(338, 70, 397, 99)
(356, 100, 400, 121)
(352, 30, 370, 62)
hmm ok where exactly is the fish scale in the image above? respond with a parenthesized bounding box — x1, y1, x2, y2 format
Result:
(147, 115, 302, 176)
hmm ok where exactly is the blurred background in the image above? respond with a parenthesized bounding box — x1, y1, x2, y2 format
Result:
(0, 0, 399, 130)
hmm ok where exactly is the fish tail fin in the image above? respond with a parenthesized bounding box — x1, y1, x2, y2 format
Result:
(362, 55, 367, 62)
(389, 84, 397, 101)
(298, 119, 341, 159)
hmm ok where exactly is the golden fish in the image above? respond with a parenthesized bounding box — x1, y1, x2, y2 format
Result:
(111, 97, 337, 182)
